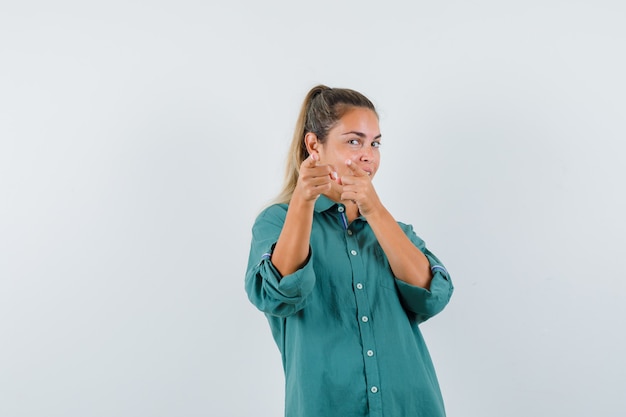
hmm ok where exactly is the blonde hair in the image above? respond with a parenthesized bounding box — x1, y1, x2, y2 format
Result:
(273, 85, 377, 204)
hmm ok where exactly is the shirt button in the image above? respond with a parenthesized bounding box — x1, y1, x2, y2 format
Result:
(351, 250, 357, 256)
(356, 283, 363, 290)
(338, 206, 345, 213)
(367, 350, 374, 357)
(347, 230, 353, 236)
(361, 316, 369, 323)
(371, 386, 378, 393)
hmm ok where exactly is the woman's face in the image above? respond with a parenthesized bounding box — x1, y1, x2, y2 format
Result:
(313, 107, 382, 180)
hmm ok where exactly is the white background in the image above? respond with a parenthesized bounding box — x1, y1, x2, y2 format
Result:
(1, 1, 625, 416)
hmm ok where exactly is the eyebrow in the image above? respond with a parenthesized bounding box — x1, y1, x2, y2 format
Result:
(341, 131, 382, 140)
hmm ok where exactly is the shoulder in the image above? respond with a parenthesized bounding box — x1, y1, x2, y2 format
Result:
(395, 220, 414, 234)
(396, 220, 426, 247)
(254, 203, 289, 227)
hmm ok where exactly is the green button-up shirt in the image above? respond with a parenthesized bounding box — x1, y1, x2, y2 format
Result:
(245, 196, 453, 417)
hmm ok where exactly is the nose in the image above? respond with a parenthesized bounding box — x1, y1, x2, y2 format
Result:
(360, 145, 373, 162)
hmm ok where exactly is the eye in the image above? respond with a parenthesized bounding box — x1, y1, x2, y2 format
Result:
(348, 139, 361, 147)
(372, 141, 382, 148)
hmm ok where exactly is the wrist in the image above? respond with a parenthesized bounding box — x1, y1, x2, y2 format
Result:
(289, 188, 319, 208)
(361, 202, 388, 223)
(290, 189, 317, 211)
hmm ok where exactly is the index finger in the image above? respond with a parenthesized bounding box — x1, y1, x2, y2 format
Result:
(344, 159, 367, 176)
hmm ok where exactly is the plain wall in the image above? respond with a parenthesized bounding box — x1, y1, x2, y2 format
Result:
(1, 1, 625, 416)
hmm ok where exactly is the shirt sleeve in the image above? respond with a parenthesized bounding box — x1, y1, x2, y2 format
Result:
(394, 223, 454, 323)
(244, 205, 316, 317)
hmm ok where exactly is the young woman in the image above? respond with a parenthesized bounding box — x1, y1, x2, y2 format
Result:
(245, 85, 453, 417)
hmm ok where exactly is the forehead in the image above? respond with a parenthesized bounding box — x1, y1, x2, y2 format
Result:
(333, 107, 380, 135)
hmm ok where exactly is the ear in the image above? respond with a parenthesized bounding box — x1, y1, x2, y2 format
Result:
(304, 132, 320, 158)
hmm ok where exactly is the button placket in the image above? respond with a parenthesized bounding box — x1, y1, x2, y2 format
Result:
(343, 216, 382, 413)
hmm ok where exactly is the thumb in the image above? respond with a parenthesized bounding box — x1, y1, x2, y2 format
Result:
(305, 153, 319, 167)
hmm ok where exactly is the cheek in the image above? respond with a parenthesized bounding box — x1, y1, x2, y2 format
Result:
(371, 157, 381, 175)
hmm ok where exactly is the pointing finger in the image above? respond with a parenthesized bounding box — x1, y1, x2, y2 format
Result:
(344, 159, 368, 177)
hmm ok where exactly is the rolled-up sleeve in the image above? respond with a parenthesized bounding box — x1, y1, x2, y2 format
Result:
(245, 206, 316, 317)
(395, 224, 454, 323)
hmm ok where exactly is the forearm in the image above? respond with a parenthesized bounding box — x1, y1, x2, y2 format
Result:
(271, 194, 315, 277)
(367, 207, 433, 289)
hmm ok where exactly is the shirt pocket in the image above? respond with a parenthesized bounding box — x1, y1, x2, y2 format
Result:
(372, 246, 397, 290)
(378, 274, 397, 290)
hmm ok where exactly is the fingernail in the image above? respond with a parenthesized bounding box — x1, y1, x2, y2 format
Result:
(332, 172, 338, 180)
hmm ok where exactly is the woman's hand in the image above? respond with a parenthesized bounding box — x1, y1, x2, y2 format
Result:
(340, 159, 383, 217)
(272, 154, 337, 277)
(293, 154, 338, 202)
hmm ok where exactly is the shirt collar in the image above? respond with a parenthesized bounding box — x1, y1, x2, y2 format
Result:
(313, 195, 338, 213)
(313, 195, 367, 221)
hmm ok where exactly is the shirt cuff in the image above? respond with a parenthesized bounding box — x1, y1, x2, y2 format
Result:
(257, 244, 316, 301)
(394, 266, 453, 321)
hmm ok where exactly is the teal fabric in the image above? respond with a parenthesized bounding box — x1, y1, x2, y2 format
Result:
(245, 195, 454, 417)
